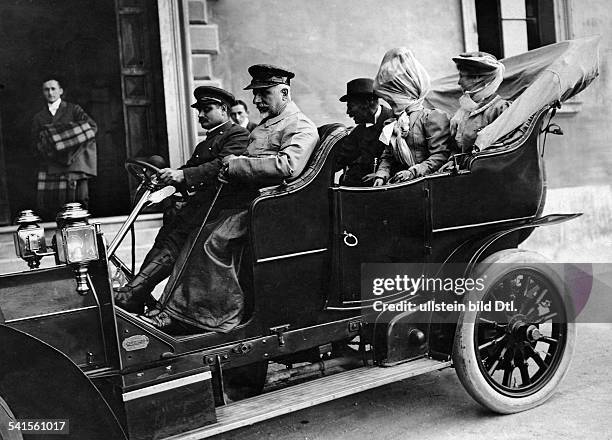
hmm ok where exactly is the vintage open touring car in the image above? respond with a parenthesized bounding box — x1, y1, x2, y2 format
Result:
(0, 38, 599, 439)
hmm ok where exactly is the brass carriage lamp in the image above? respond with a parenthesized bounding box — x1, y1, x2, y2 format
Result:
(13, 209, 47, 269)
(54, 203, 99, 294)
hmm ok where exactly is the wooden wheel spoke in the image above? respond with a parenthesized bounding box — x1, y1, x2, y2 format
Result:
(525, 345, 549, 371)
(534, 312, 558, 324)
(524, 288, 549, 316)
(478, 317, 501, 327)
(502, 366, 513, 387)
(518, 362, 531, 386)
(487, 346, 508, 376)
(539, 335, 558, 346)
(478, 333, 508, 351)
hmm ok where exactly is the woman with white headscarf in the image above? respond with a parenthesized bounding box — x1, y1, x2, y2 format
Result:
(372, 48, 451, 185)
(450, 51, 510, 154)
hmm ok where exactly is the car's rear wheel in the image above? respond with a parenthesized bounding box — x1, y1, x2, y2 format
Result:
(453, 250, 576, 414)
(0, 396, 23, 440)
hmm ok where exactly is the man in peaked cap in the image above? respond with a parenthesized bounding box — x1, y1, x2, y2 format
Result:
(333, 78, 394, 186)
(144, 64, 319, 333)
(114, 85, 250, 314)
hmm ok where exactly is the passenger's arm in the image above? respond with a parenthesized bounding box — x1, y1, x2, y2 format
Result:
(183, 128, 249, 190)
(486, 99, 511, 124)
(374, 142, 394, 183)
(228, 117, 319, 182)
(410, 109, 451, 177)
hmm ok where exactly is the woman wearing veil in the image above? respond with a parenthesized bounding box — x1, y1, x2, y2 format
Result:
(450, 51, 509, 155)
(372, 48, 451, 186)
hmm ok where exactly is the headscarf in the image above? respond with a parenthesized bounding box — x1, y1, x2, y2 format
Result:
(450, 52, 505, 142)
(374, 48, 431, 167)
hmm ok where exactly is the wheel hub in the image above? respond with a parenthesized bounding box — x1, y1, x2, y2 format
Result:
(507, 315, 541, 343)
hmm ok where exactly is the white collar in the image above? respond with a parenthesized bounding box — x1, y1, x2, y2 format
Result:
(365, 105, 382, 128)
(48, 99, 62, 116)
(239, 118, 250, 129)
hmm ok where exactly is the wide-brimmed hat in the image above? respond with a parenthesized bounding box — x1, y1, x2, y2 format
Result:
(452, 51, 501, 74)
(244, 64, 295, 90)
(339, 78, 376, 102)
(191, 86, 236, 109)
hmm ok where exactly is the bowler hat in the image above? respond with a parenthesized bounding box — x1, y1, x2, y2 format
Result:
(191, 86, 236, 109)
(339, 78, 376, 102)
(244, 64, 295, 90)
(452, 52, 500, 74)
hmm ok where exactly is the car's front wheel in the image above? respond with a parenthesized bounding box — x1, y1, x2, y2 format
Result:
(453, 250, 576, 414)
(0, 396, 23, 440)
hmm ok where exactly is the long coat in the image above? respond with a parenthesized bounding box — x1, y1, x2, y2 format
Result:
(152, 121, 250, 258)
(181, 120, 250, 191)
(375, 108, 451, 181)
(227, 101, 319, 184)
(452, 94, 510, 153)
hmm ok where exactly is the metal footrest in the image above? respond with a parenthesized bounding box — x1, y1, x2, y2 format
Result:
(164, 357, 451, 439)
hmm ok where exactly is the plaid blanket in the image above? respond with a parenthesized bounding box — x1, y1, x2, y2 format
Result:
(37, 121, 96, 165)
(36, 171, 90, 219)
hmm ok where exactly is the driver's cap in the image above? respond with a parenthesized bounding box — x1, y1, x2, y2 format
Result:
(191, 86, 236, 109)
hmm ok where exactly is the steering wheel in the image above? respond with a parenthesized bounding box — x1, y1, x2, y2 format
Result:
(125, 158, 164, 190)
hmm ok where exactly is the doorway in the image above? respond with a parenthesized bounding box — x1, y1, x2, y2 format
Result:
(0, 0, 167, 223)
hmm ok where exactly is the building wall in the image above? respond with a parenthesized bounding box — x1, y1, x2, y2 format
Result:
(196, 0, 610, 191)
(207, 0, 465, 127)
(541, 0, 612, 189)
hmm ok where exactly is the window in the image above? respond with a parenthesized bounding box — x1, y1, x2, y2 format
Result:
(463, 0, 570, 58)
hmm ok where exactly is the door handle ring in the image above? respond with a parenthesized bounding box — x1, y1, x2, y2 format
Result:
(343, 230, 358, 247)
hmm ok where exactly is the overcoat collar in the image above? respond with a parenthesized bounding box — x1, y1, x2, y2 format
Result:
(262, 101, 300, 128)
(206, 120, 232, 138)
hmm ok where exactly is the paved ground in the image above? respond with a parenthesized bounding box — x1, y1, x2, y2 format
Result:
(213, 323, 611, 440)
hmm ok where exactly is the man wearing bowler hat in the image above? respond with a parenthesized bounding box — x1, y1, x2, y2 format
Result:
(334, 78, 394, 186)
(144, 64, 319, 333)
(114, 85, 249, 314)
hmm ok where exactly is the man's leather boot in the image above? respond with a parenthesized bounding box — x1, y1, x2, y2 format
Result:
(114, 248, 175, 314)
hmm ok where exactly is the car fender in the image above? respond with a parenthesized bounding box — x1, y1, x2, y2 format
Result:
(442, 213, 591, 316)
(0, 325, 127, 440)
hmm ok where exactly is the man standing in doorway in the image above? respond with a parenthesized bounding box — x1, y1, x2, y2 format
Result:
(31, 77, 97, 219)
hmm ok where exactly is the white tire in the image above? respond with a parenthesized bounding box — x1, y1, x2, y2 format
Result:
(453, 249, 576, 414)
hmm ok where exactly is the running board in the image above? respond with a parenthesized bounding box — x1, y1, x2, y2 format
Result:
(164, 357, 451, 440)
